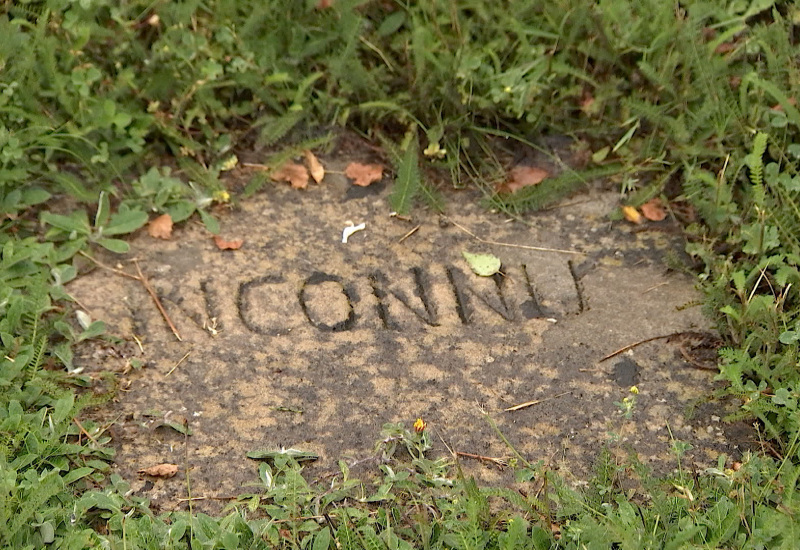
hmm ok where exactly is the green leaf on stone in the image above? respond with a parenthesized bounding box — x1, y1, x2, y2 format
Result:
(462, 250, 501, 277)
(200, 209, 220, 234)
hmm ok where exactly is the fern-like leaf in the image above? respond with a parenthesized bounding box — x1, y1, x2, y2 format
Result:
(390, 138, 420, 215)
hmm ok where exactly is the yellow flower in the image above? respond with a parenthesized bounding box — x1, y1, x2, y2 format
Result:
(213, 190, 230, 203)
(630, 386, 639, 395)
(423, 142, 446, 159)
(413, 418, 427, 433)
(220, 155, 238, 172)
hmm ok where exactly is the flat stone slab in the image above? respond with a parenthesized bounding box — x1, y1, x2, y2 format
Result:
(70, 163, 750, 511)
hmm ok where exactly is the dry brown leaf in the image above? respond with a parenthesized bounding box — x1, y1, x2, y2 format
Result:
(148, 213, 173, 240)
(316, 0, 333, 7)
(138, 463, 178, 478)
(214, 235, 244, 250)
(303, 150, 325, 184)
(579, 90, 597, 116)
(345, 162, 383, 187)
(500, 165, 549, 193)
(715, 42, 735, 54)
(641, 198, 667, 221)
(622, 205, 643, 224)
(271, 162, 309, 190)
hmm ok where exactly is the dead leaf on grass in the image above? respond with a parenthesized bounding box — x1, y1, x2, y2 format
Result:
(214, 235, 244, 250)
(138, 463, 179, 478)
(622, 205, 643, 224)
(316, 0, 333, 7)
(641, 198, 667, 221)
(303, 150, 325, 184)
(499, 165, 549, 193)
(148, 213, 173, 240)
(345, 162, 383, 187)
(271, 162, 309, 189)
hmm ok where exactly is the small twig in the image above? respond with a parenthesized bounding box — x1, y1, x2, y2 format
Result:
(242, 162, 270, 170)
(398, 224, 420, 244)
(73, 417, 98, 445)
(599, 332, 687, 362)
(448, 218, 583, 256)
(505, 391, 573, 412)
(166, 350, 192, 376)
(65, 292, 94, 316)
(643, 282, 668, 294)
(133, 259, 182, 342)
(78, 250, 140, 280)
(132, 334, 144, 353)
(455, 451, 508, 467)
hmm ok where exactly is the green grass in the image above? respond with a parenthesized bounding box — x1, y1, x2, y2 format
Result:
(3, 0, 800, 547)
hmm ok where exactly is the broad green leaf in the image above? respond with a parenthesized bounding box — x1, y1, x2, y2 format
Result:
(63, 467, 94, 485)
(103, 208, 148, 236)
(41, 211, 91, 235)
(200, 209, 220, 234)
(162, 421, 192, 435)
(462, 250, 502, 277)
(96, 238, 129, 253)
(78, 320, 106, 342)
(378, 12, 406, 37)
(95, 190, 111, 228)
(167, 200, 196, 223)
(21, 187, 51, 206)
(312, 527, 332, 550)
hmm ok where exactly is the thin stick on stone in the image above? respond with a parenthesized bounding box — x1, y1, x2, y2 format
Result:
(133, 259, 182, 342)
(455, 451, 508, 467)
(447, 219, 583, 256)
(398, 224, 420, 243)
(504, 390, 573, 412)
(599, 333, 680, 362)
(166, 350, 192, 376)
(78, 250, 140, 280)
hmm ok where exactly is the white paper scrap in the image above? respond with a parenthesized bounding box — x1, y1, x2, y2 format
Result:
(342, 222, 366, 243)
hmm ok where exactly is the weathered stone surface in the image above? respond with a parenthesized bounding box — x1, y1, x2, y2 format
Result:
(70, 164, 750, 511)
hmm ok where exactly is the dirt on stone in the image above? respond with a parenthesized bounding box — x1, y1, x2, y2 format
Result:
(69, 154, 753, 513)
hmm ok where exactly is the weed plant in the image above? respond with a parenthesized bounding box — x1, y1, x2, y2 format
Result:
(2, 0, 800, 547)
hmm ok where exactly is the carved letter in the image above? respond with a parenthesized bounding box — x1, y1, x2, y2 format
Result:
(298, 272, 356, 331)
(446, 267, 514, 324)
(155, 278, 221, 337)
(237, 275, 287, 335)
(370, 268, 439, 329)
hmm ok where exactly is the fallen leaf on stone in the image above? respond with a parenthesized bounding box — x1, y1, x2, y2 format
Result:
(345, 162, 383, 187)
(462, 250, 502, 277)
(271, 162, 309, 189)
(622, 205, 643, 224)
(499, 165, 549, 193)
(214, 235, 244, 250)
(641, 198, 667, 221)
(148, 213, 173, 240)
(138, 463, 178, 478)
(303, 150, 325, 184)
